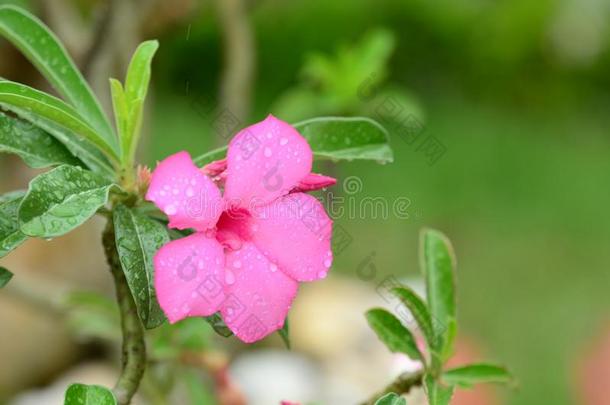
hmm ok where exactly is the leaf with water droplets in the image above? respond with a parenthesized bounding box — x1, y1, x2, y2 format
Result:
(0, 5, 116, 147)
(3, 104, 115, 178)
(113, 205, 169, 329)
(0, 266, 13, 288)
(0, 111, 80, 168)
(18, 165, 117, 238)
(192, 116, 393, 165)
(0, 190, 27, 257)
(64, 383, 116, 405)
(294, 116, 393, 163)
(0, 80, 119, 161)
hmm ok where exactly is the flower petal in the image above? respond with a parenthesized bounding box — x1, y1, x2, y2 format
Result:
(250, 193, 333, 282)
(293, 172, 337, 192)
(220, 242, 298, 343)
(146, 151, 223, 231)
(224, 115, 312, 209)
(154, 233, 226, 323)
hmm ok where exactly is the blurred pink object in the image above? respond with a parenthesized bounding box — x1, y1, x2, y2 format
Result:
(576, 323, 610, 405)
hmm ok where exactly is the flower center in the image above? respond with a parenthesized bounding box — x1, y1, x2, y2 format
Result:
(215, 208, 252, 251)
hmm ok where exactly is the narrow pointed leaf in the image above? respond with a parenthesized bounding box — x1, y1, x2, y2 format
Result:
(420, 228, 456, 358)
(2, 105, 115, 178)
(0, 81, 119, 161)
(374, 392, 407, 405)
(0, 5, 115, 144)
(424, 374, 454, 405)
(442, 364, 513, 388)
(0, 266, 13, 287)
(18, 165, 117, 238)
(0, 111, 80, 167)
(391, 286, 435, 350)
(192, 116, 393, 165)
(64, 383, 116, 405)
(113, 204, 168, 329)
(278, 318, 291, 350)
(117, 40, 158, 165)
(365, 308, 423, 362)
(0, 190, 27, 257)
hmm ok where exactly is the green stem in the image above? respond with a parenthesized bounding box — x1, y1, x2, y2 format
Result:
(361, 370, 424, 405)
(103, 219, 146, 405)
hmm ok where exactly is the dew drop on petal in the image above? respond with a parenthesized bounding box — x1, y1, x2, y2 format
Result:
(233, 260, 242, 269)
(318, 270, 327, 279)
(280, 137, 288, 146)
(264, 147, 273, 157)
(165, 204, 177, 215)
(324, 258, 332, 268)
(269, 263, 278, 272)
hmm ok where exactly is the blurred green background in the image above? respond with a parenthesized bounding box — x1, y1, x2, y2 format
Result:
(1, 0, 609, 404)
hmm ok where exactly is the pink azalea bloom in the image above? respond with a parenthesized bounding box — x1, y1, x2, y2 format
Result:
(146, 115, 335, 342)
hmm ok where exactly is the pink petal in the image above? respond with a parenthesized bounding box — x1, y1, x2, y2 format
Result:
(293, 172, 337, 192)
(201, 158, 227, 177)
(146, 151, 223, 231)
(220, 242, 298, 343)
(224, 115, 312, 209)
(249, 192, 333, 282)
(154, 233, 226, 323)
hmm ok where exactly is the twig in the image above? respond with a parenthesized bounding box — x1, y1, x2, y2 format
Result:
(102, 219, 146, 405)
(217, 0, 255, 140)
(360, 370, 424, 405)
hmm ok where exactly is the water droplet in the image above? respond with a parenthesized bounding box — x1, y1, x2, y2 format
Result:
(186, 187, 194, 197)
(324, 258, 332, 268)
(233, 260, 242, 269)
(318, 270, 327, 279)
(269, 263, 278, 272)
(279, 137, 288, 146)
(264, 147, 273, 157)
(165, 204, 177, 215)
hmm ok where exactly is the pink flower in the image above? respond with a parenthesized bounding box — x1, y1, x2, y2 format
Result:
(146, 115, 335, 342)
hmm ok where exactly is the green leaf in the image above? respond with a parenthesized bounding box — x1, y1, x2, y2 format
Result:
(0, 80, 119, 161)
(204, 312, 233, 337)
(442, 364, 513, 388)
(293, 116, 393, 163)
(0, 5, 115, 146)
(192, 116, 393, 165)
(64, 383, 116, 405)
(18, 165, 116, 238)
(113, 204, 168, 329)
(424, 374, 454, 405)
(2, 104, 115, 178)
(374, 392, 407, 405)
(278, 318, 291, 350)
(0, 190, 27, 257)
(0, 266, 13, 287)
(420, 228, 456, 359)
(115, 41, 158, 166)
(0, 111, 80, 167)
(391, 286, 435, 354)
(365, 308, 423, 362)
